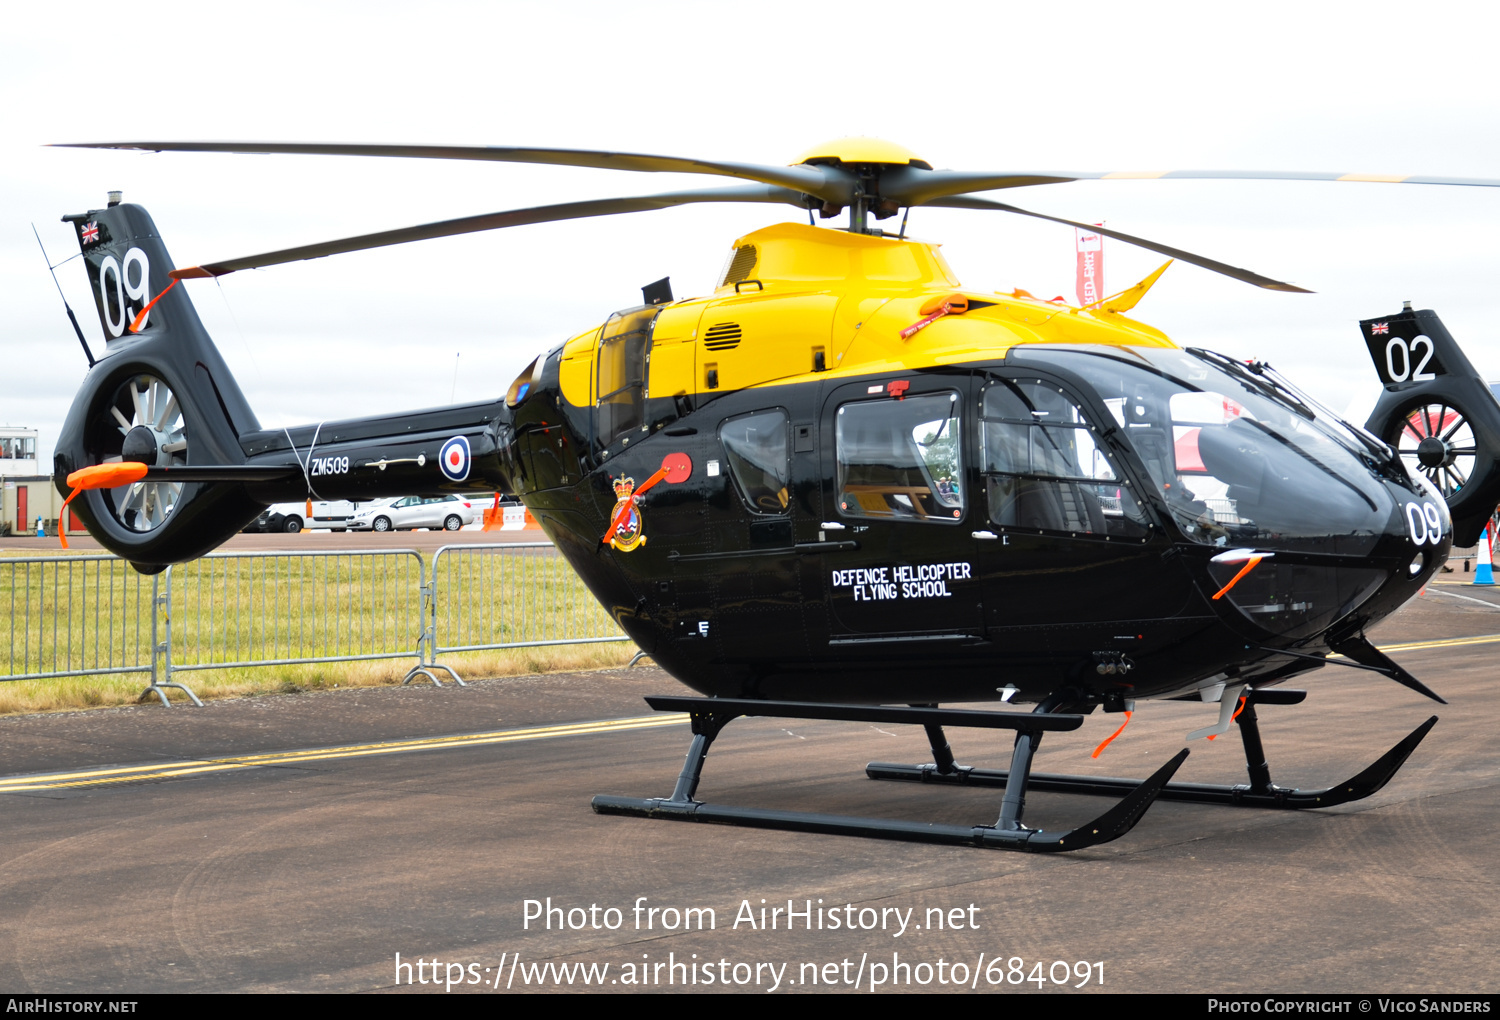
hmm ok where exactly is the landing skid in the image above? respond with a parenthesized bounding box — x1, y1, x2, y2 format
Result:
(867, 689, 1438, 811)
(592, 696, 1189, 852)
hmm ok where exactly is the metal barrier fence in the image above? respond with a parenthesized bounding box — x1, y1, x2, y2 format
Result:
(166, 549, 428, 693)
(1, 555, 160, 683)
(427, 543, 629, 678)
(0, 544, 630, 704)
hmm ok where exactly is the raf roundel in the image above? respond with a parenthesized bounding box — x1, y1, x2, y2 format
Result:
(439, 435, 470, 482)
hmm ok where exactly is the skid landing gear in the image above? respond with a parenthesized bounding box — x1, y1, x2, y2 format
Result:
(592, 696, 1189, 852)
(867, 689, 1438, 810)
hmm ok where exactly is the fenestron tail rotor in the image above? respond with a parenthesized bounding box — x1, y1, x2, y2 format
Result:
(97, 373, 188, 533)
(1393, 402, 1478, 499)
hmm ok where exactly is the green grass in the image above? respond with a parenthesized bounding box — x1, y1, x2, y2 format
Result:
(0, 644, 638, 715)
(0, 547, 634, 716)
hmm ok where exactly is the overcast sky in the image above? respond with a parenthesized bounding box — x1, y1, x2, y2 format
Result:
(5, 1, 1500, 467)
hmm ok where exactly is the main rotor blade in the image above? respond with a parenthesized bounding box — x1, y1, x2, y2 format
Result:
(928, 195, 1311, 293)
(169, 185, 805, 278)
(55, 140, 848, 204)
(885, 167, 1500, 205)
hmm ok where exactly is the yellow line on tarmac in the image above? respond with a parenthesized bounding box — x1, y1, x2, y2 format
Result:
(1323, 632, 1500, 661)
(8, 630, 1497, 794)
(1378, 633, 1500, 654)
(0, 713, 687, 793)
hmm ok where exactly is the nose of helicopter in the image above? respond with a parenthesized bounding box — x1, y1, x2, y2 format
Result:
(1004, 344, 1458, 645)
(1199, 466, 1451, 641)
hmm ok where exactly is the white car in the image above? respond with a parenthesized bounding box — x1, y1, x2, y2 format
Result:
(264, 500, 372, 532)
(347, 494, 478, 532)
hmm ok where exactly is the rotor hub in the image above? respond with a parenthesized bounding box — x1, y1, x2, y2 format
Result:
(1416, 435, 1451, 469)
(121, 426, 160, 464)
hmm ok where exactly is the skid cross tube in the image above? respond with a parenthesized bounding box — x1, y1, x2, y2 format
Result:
(591, 696, 1189, 852)
(867, 688, 1439, 810)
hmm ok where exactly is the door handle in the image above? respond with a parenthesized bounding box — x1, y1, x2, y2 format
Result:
(820, 522, 847, 531)
(972, 530, 998, 540)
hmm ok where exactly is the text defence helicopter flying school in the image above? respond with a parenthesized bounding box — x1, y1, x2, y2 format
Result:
(46, 138, 1500, 851)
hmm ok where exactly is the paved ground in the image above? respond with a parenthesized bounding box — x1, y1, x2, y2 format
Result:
(0, 583, 1497, 994)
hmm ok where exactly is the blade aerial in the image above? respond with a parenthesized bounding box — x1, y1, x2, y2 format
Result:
(54, 140, 848, 204)
(169, 184, 806, 279)
(927, 195, 1312, 293)
(882, 166, 1500, 206)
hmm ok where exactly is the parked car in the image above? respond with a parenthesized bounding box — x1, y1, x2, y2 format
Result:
(346, 495, 477, 532)
(263, 500, 374, 532)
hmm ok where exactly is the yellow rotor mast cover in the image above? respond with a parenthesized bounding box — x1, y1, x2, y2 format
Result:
(791, 138, 933, 169)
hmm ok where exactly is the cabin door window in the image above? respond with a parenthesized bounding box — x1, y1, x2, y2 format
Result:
(834, 392, 965, 523)
(719, 409, 791, 515)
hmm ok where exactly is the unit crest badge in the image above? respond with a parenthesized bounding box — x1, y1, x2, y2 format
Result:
(608, 475, 647, 551)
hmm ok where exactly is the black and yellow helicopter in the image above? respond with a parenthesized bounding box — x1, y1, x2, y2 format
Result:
(46, 138, 1500, 851)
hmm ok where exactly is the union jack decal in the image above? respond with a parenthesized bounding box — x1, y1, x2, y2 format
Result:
(80, 222, 99, 245)
(1371, 322, 1390, 335)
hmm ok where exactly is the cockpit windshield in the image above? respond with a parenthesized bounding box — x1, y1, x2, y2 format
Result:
(1011, 346, 1395, 555)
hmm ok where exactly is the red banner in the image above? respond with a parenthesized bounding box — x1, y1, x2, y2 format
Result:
(1075, 225, 1103, 306)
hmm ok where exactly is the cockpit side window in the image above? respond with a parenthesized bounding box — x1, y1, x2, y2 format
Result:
(981, 378, 1148, 539)
(835, 392, 964, 523)
(596, 306, 659, 450)
(720, 409, 791, 514)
